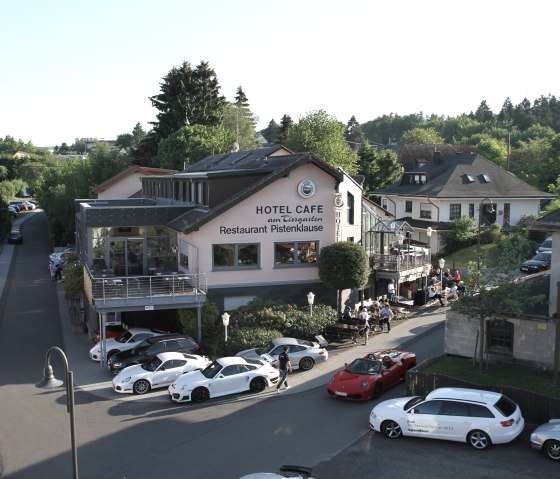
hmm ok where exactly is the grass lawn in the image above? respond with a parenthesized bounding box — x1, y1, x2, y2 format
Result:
(443, 243, 501, 270)
(423, 355, 560, 398)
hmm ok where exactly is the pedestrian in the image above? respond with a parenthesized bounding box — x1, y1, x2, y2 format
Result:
(276, 345, 292, 393)
(387, 279, 395, 303)
(343, 304, 353, 322)
(49, 261, 57, 281)
(54, 262, 63, 282)
(358, 307, 370, 345)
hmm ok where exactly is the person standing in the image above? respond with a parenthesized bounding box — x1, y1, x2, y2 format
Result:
(379, 303, 394, 332)
(387, 280, 395, 303)
(358, 307, 370, 345)
(276, 345, 292, 393)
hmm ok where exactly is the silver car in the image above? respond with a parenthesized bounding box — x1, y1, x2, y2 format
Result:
(236, 337, 328, 371)
(530, 419, 560, 461)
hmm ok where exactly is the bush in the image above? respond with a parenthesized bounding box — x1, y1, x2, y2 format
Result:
(442, 216, 477, 254)
(498, 232, 538, 263)
(480, 223, 501, 244)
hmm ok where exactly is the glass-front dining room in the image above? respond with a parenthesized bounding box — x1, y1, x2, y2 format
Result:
(90, 226, 179, 276)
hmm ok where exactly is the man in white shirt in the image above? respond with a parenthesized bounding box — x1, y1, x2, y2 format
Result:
(379, 304, 394, 332)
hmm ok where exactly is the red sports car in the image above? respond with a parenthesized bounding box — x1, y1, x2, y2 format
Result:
(327, 349, 416, 401)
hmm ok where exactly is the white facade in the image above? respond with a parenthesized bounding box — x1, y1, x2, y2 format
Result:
(180, 163, 362, 295)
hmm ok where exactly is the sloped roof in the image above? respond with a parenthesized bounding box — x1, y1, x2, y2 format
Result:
(167, 150, 345, 234)
(376, 153, 554, 200)
(92, 165, 178, 195)
(528, 207, 560, 232)
(399, 144, 475, 169)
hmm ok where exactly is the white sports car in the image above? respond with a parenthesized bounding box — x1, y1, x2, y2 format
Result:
(89, 327, 165, 361)
(168, 356, 279, 403)
(112, 352, 210, 395)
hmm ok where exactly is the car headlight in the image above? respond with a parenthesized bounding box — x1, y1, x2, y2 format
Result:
(329, 377, 334, 385)
(180, 384, 188, 392)
(121, 376, 131, 383)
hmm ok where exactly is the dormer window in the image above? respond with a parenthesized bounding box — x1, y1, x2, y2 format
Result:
(401, 173, 427, 185)
(482, 174, 491, 183)
(465, 174, 475, 183)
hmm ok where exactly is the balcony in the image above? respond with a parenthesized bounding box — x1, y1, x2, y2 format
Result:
(84, 267, 207, 313)
(370, 251, 431, 283)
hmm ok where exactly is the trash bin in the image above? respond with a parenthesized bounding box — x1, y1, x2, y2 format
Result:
(414, 289, 427, 306)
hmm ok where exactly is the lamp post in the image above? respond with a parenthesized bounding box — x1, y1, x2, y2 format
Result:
(439, 257, 445, 289)
(307, 291, 315, 316)
(423, 264, 431, 292)
(221, 312, 230, 343)
(36, 347, 79, 479)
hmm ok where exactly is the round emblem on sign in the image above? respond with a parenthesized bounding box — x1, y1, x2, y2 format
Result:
(297, 179, 316, 198)
(334, 193, 344, 208)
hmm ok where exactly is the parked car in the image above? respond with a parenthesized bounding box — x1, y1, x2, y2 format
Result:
(112, 352, 210, 395)
(520, 251, 552, 274)
(236, 337, 328, 371)
(537, 236, 552, 254)
(89, 327, 167, 361)
(8, 206, 18, 218)
(327, 349, 416, 401)
(8, 200, 27, 211)
(168, 356, 279, 403)
(22, 200, 36, 210)
(94, 324, 126, 343)
(49, 246, 76, 265)
(369, 387, 524, 450)
(107, 333, 200, 375)
(240, 466, 314, 479)
(530, 419, 560, 461)
(8, 229, 23, 244)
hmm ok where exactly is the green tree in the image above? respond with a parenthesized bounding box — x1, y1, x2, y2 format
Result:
(132, 122, 146, 146)
(149, 60, 226, 142)
(89, 142, 132, 185)
(473, 100, 494, 123)
(260, 119, 279, 143)
(115, 133, 133, 148)
(277, 114, 293, 144)
(221, 102, 258, 150)
(400, 127, 444, 144)
(284, 110, 359, 173)
(474, 137, 507, 167)
(357, 142, 401, 194)
(442, 216, 477, 254)
(156, 124, 235, 169)
(319, 241, 369, 317)
(345, 115, 363, 144)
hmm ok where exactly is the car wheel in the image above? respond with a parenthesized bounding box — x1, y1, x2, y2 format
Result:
(372, 382, 383, 399)
(107, 350, 119, 360)
(133, 379, 150, 395)
(249, 377, 266, 393)
(467, 430, 491, 450)
(544, 440, 560, 461)
(192, 387, 210, 402)
(299, 357, 315, 371)
(381, 420, 402, 439)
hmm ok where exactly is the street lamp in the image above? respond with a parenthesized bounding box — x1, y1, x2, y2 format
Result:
(36, 347, 79, 479)
(439, 257, 445, 289)
(221, 312, 230, 343)
(307, 291, 315, 316)
(397, 233, 404, 246)
(423, 264, 431, 291)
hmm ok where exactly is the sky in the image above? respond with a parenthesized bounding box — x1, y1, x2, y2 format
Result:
(1, 0, 559, 148)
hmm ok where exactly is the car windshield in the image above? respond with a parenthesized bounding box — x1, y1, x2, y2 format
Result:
(115, 331, 133, 343)
(255, 342, 275, 355)
(296, 339, 314, 347)
(201, 361, 223, 379)
(142, 356, 163, 372)
(346, 359, 381, 375)
(532, 253, 551, 262)
(493, 395, 517, 417)
(130, 341, 151, 354)
(404, 395, 425, 410)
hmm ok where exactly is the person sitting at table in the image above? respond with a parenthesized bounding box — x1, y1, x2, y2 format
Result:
(379, 303, 394, 332)
(428, 284, 445, 306)
(447, 282, 459, 301)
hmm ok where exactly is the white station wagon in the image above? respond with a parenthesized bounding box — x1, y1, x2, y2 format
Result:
(89, 327, 165, 361)
(369, 387, 524, 450)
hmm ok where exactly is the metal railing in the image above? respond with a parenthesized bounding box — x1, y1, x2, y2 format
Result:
(84, 267, 207, 303)
(370, 252, 431, 273)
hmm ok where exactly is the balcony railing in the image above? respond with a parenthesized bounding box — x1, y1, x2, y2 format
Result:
(84, 266, 207, 309)
(370, 252, 431, 273)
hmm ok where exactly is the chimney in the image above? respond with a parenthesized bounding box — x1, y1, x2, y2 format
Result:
(433, 149, 442, 164)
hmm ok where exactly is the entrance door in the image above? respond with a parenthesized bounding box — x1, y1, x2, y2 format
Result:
(108, 238, 146, 276)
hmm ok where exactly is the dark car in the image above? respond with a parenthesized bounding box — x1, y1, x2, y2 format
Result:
(107, 333, 200, 375)
(8, 229, 23, 244)
(520, 251, 551, 274)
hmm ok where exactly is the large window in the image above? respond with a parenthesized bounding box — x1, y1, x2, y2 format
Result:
(213, 243, 259, 269)
(488, 320, 514, 353)
(449, 204, 461, 220)
(347, 192, 355, 224)
(275, 241, 318, 267)
(420, 203, 432, 219)
(405, 201, 412, 213)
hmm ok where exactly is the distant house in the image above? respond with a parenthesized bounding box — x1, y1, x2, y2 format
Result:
(92, 166, 178, 199)
(374, 151, 554, 254)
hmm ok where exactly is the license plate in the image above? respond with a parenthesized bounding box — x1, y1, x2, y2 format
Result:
(521, 267, 528, 271)
(335, 391, 347, 397)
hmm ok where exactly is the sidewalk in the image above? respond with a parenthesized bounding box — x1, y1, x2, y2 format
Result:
(55, 280, 447, 399)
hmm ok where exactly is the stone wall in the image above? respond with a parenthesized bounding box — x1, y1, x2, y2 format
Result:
(445, 310, 557, 369)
